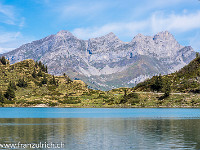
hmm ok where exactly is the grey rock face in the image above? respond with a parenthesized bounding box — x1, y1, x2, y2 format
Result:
(1, 30, 196, 90)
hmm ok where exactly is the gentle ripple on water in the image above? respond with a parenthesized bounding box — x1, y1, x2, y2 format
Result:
(0, 108, 199, 150)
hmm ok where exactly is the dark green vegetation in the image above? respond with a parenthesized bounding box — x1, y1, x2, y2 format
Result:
(135, 56, 200, 93)
(0, 57, 199, 107)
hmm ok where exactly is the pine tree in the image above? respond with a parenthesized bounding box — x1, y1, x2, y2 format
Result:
(38, 61, 42, 68)
(41, 74, 48, 84)
(50, 75, 56, 85)
(4, 84, 15, 100)
(0, 91, 5, 103)
(35, 61, 38, 68)
(150, 75, 163, 92)
(45, 65, 48, 73)
(32, 68, 37, 78)
(163, 81, 171, 97)
(196, 52, 200, 58)
(9, 81, 17, 90)
(37, 69, 42, 77)
(17, 78, 28, 87)
(41, 64, 45, 72)
(0, 56, 6, 65)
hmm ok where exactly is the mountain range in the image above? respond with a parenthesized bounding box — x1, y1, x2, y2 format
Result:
(1, 30, 196, 90)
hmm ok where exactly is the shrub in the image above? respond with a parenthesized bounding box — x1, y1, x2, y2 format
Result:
(17, 78, 28, 88)
(0, 92, 5, 103)
(37, 69, 42, 77)
(41, 74, 48, 84)
(9, 81, 17, 90)
(0, 56, 7, 65)
(32, 68, 37, 78)
(4, 85, 15, 100)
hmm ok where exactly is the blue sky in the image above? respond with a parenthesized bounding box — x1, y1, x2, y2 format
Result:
(0, 0, 200, 53)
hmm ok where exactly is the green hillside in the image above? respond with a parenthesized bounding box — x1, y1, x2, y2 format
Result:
(0, 58, 90, 107)
(0, 57, 135, 107)
(135, 56, 200, 93)
(0, 56, 199, 108)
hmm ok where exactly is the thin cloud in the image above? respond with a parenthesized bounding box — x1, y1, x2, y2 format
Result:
(151, 11, 200, 33)
(0, 3, 16, 25)
(51, 1, 108, 20)
(0, 31, 34, 54)
(0, 2, 25, 27)
(72, 21, 148, 40)
(0, 32, 21, 44)
(72, 10, 200, 41)
(189, 32, 200, 52)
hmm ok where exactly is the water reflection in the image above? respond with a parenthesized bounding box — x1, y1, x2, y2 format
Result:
(0, 118, 199, 150)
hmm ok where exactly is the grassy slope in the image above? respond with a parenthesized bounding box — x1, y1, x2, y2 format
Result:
(134, 57, 200, 93)
(0, 58, 199, 107)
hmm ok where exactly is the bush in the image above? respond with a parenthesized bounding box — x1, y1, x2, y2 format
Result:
(4, 85, 15, 100)
(32, 68, 37, 78)
(49, 75, 57, 85)
(0, 92, 5, 103)
(127, 98, 140, 105)
(150, 75, 163, 92)
(59, 97, 81, 104)
(37, 69, 42, 77)
(17, 78, 28, 87)
(48, 102, 58, 107)
(41, 74, 48, 84)
(9, 81, 17, 90)
(120, 92, 139, 104)
(0, 56, 7, 65)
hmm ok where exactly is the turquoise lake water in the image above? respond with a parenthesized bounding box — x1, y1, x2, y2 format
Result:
(0, 108, 199, 149)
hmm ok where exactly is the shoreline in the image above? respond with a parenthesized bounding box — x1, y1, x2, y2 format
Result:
(1, 105, 200, 108)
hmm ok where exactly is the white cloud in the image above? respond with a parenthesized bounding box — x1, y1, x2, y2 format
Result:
(0, 2, 25, 27)
(151, 11, 200, 33)
(189, 32, 200, 52)
(0, 47, 15, 54)
(0, 31, 34, 54)
(72, 21, 148, 40)
(0, 2, 27, 53)
(51, 1, 108, 19)
(0, 32, 21, 43)
(0, 3, 16, 25)
(72, 10, 200, 41)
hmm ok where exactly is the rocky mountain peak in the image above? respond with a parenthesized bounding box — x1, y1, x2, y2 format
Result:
(104, 32, 117, 38)
(56, 30, 74, 38)
(92, 32, 121, 42)
(1, 30, 196, 90)
(153, 31, 175, 41)
(131, 33, 147, 42)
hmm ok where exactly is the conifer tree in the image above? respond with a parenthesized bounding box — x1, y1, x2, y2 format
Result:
(41, 74, 48, 84)
(50, 75, 56, 85)
(0, 91, 5, 103)
(45, 65, 48, 73)
(150, 75, 163, 92)
(4, 84, 15, 100)
(35, 61, 38, 68)
(0, 56, 6, 65)
(17, 78, 28, 87)
(196, 52, 200, 58)
(38, 61, 42, 68)
(163, 80, 171, 97)
(37, 69, 42, 77)
(9, 81, 17, 90)
(32, 68, 37, 78)
(41, 64, 45, 72)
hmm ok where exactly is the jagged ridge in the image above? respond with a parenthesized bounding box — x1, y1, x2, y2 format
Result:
(0, 30, 196, 90)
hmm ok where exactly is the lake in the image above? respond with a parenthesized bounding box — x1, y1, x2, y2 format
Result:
(0, 108, 200, 149)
